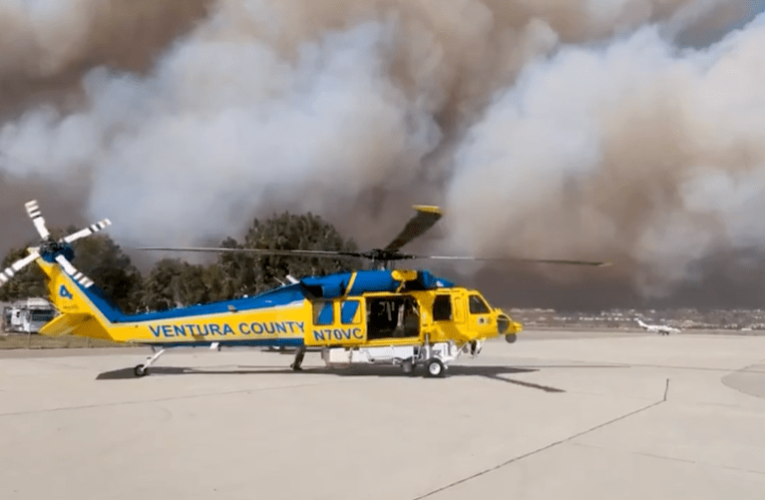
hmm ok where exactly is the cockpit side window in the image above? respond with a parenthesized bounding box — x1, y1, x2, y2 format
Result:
(469, 295, 490, 314)
(433, 295, 452, 321)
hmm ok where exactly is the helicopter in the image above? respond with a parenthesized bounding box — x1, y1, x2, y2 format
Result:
(1, 200, 609, 378)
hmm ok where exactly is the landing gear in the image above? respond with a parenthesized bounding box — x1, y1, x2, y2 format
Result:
(290, 347, 306, 371)
(320, 340, 459, 378)
(425, 358, 445, 378)
(402, 358, 416, 375)
(133, 348, 166, 378)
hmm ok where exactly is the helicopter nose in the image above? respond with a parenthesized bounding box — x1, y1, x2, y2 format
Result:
(497, 314, 516, 334)
(496, 312, 521, 343)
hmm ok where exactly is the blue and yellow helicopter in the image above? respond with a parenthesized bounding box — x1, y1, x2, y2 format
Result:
(0, 201, 608, 378)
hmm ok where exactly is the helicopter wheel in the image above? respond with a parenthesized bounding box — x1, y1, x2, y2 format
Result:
(425, 358, 445, 378)
(134, 364, 148, 377)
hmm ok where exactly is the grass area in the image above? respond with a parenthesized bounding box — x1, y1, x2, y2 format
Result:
(0, 332, 126, 349)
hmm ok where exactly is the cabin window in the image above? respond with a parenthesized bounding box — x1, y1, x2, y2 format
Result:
(341, 300, 361, 324)
(366, 296, 420, 340)
(30, 310, 55, 322)
(469, 295, 490, 314)
(313, 301, 334, 325)
(432, 295, 452, 321)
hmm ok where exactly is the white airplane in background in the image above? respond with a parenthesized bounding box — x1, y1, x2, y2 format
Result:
(635, 318, 680, 335)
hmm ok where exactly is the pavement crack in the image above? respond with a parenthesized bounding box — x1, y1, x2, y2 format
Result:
(412, 378, 670, 500)
(569, 442, 765, 476)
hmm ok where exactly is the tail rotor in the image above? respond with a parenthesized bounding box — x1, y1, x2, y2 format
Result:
(1, 199, 111, 290)
(63, 219, 112, 244)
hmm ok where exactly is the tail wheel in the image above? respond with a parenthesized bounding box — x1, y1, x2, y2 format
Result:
(134, 365, 148, 377)
(425, 358, 444, 378)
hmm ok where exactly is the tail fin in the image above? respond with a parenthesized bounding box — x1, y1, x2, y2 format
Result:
(36, 257, 114, 340)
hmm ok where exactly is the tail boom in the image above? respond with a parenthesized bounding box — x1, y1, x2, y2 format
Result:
(37, 258, 113, 340)
(36, 257, 309, 347)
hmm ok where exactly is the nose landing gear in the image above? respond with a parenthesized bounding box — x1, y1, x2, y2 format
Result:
(425, 358, 445, 378)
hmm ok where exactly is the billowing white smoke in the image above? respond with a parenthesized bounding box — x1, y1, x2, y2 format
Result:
(0, 0, 763, 298)
(445, 14, 765, 295)
(0, 16, 440, 246)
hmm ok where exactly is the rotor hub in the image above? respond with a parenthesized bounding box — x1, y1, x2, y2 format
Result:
(39, 240, 74, 263)
(0, 199, 109, 291)
(363, 249, 417, 268)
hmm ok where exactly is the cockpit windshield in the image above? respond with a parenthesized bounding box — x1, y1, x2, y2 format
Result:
(468, 294, 490, 314)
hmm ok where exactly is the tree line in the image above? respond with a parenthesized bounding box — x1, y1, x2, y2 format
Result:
(0, 211, 360, 313)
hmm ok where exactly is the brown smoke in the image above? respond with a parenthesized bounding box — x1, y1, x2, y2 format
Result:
(0, 0, 212, 117)
(1, 0, 764, 309)
(0, 171, 89, 250)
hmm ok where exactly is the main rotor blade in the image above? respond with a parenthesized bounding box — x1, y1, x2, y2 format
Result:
(0, 250, 40, 287)
(136, 247, 366, 260)
(55, 254, 95, 288)
(24, 200, 50, 239)
(409, 255, 611, 267)
(383, 205, 442, 253)
(63, 219, 112, 243)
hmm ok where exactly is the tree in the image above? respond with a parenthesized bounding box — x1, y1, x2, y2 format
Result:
(204, 237, 259, 302)
(0, 245, 47, 302)
(140, 259, 209, 311)
(208, 211, 360, 298)
(245, 211, 360, 294)
(69, 231, 144, 313)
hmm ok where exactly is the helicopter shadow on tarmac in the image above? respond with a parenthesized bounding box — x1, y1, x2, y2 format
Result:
(95, 362, 626, 394)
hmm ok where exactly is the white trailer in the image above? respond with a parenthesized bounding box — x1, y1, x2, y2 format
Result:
(2, 298, 56, 333)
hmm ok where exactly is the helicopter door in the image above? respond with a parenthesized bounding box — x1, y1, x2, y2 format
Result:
(452, 293, 466, 324)
(467, 294, 493, 336)
(366, 295, 420, 341)
(431, 293, 467, 341)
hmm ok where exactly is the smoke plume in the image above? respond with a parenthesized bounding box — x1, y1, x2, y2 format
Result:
(2, 0, 765, 309)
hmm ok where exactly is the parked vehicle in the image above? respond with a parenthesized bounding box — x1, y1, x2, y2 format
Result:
(2, 298, 56, 333)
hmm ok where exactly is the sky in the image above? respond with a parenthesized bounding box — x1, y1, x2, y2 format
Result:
(2, 0, 765, 311)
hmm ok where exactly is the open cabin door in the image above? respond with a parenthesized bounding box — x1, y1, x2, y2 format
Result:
(365, 294, 421, 344)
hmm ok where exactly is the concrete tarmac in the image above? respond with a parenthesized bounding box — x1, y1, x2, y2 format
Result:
(2, 330, 765, 499)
